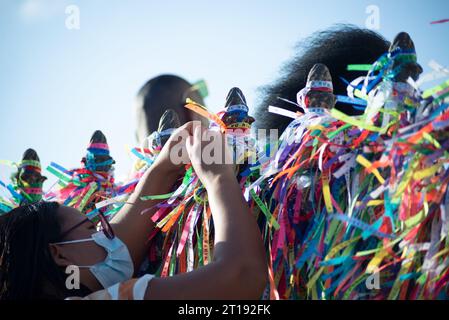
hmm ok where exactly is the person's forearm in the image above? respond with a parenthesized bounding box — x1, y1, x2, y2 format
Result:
(205, 173, 267, 287)
(111, 164, 181, 271)
(144, 172, 268, 300)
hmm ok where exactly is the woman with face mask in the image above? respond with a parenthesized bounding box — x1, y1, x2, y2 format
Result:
(0, 122, 268, 300)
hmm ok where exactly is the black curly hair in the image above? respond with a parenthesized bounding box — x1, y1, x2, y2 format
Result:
(255, 24, 390, 133)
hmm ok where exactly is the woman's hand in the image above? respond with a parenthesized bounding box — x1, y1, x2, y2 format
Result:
(185, 124, 234, 189)
(151, 121, 194, 180)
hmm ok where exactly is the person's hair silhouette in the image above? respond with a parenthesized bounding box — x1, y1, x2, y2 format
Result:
(135, 75, 207, 144)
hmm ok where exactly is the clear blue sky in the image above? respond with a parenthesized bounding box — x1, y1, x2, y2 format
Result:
(0, 0, 448, 187)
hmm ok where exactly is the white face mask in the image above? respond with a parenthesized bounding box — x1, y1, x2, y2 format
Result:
(54, 232, 134, 289)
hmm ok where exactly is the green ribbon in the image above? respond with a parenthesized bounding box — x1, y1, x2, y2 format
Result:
(250, 190, 280, 230)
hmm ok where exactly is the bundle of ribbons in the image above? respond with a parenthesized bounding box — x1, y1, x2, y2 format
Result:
(0, 148, 47, 212)
(249, 32, 449, 299)
(45, 130, 118, 220)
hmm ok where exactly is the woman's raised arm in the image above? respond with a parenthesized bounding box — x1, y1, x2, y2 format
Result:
(144, 126, 268, 299)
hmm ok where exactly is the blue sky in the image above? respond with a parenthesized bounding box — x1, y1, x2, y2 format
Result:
(0, 0, 448, 186)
